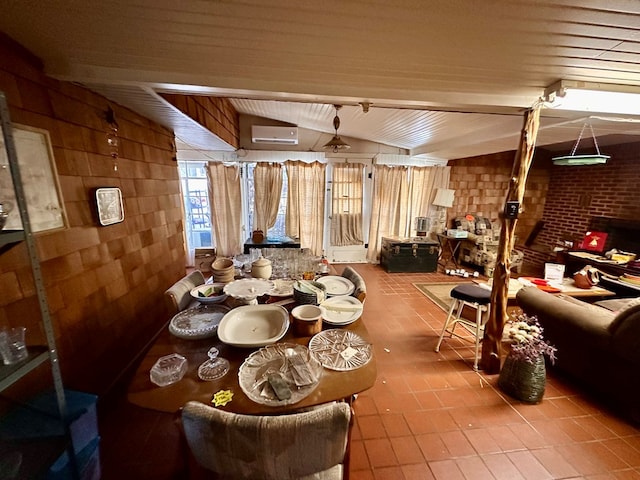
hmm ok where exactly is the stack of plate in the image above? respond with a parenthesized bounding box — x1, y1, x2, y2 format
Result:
(211, 257, 235, 283)
(293, 281, 327, 305)
(319, 295, 363, 326)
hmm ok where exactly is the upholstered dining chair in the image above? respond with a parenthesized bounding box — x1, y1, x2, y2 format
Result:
(164, 270, 205, 314)
(181, 401, 353, 480)
(340, 266, 366, 304)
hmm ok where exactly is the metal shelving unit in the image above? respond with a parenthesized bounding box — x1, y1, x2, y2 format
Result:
(0, 91, 78, 478)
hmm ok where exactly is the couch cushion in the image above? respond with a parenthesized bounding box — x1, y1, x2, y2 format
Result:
(594, 298, 635, 312)
(608, 297, 640, 334)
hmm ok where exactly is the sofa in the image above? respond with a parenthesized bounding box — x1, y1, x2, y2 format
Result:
(515, 286, 640, 423)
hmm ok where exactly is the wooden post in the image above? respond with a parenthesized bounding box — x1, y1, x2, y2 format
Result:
(480, 106, 541, 374)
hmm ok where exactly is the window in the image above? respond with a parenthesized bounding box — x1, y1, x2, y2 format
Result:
(245, 163, 289, 239)
(179, 161, 212, 258)
(178, 161, 290, 264)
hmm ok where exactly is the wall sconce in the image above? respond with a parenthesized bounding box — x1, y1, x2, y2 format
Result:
(432, 188, 455, 234)
(105, 106, 119, 172)
(544, 80, 640, 116)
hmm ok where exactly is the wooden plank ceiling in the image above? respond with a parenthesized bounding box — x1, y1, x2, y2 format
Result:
(1, 0, 639, 160)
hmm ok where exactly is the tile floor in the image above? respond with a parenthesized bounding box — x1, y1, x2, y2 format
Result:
(98, 264, 640, 479)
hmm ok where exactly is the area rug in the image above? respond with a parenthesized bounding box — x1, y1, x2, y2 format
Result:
(413, 282, 463, 312)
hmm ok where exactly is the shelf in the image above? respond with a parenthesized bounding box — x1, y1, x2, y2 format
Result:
(0, 346, 49, 392)
(0, 230, 24, 254)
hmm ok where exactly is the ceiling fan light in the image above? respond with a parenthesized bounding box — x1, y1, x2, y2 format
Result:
(323, 105, 350, 153)
(323, 135, 351, 153)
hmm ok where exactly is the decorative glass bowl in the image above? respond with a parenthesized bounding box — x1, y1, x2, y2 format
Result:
(150, 353, 188, 387)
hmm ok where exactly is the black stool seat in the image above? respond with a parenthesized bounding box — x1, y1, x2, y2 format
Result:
(450, 284, 491, 305)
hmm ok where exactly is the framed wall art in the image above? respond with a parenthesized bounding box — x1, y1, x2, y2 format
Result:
(96, 187, 124, 226)
(0, 124, 67, 232)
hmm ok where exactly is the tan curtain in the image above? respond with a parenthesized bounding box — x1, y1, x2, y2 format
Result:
(366, 165, 409, 262)
(253, 162, 283, 232)
(206, 162, 243, 257)
(405, 166, 450, 236)
(284, 161, 326, 256)
(330, 162, 364, 246)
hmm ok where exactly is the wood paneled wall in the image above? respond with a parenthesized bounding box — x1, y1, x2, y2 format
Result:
(0, 34, 186, 394)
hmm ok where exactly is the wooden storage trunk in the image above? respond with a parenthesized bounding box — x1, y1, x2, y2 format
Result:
(380, 236, 439, 273)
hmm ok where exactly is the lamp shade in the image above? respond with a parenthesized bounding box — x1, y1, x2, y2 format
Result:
(432, 188, 455, 208)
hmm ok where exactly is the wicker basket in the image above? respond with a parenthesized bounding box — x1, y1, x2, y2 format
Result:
(498, 354, 546, 404)
(293, 281, 327, 305)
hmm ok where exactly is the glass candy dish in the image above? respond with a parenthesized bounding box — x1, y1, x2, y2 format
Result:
(197, 347, 230, 381)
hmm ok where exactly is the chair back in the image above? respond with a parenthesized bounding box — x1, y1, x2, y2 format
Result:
(181, 401, 351, 480)
(164, 270, 205, 314)
(341, 266, 367, 303)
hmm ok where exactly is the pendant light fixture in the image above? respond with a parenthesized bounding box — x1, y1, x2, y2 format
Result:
(552, 122, 610, 166)
(323, 105, 351, 153)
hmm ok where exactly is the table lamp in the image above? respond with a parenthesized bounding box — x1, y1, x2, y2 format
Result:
(432, 188, 455, 234)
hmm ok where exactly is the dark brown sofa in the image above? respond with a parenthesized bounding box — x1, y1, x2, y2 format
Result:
(516, 286, 640, 423)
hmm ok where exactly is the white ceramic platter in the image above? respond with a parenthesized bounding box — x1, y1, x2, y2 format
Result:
(308, 329, 373, 371)
(217, 304, 289, 347)
(319, 295, 363, 325)
(238, 343, 323, 406)
(315, 275, 355, 296)
(190, 283, 228, 304)
(168, 304, 230, 340)
(223, 278, 274, 301)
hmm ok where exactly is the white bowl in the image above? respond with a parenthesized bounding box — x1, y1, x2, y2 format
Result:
(291, 304, 322, 322)
(217, 304, 289, 347)
(190, 283, 228, 304)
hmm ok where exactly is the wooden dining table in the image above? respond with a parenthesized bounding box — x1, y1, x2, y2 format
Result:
(127, 297, 377, 415)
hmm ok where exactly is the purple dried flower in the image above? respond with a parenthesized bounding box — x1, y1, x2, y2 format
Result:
(505, 314, 556, 365)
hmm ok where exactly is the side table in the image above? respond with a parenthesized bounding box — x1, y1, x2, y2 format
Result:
(436, 233, 465, 270)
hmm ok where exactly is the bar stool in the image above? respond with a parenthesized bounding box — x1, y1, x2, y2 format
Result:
(434, 283, 491, 371)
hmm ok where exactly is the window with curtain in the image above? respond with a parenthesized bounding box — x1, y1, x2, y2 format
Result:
(330, 162, 364, 246)
(206, 162, 243, 257)
(284, 161, 326, 255)
(179, 161, 213, 259)
(366, 164, 450, 262)
(245, 163, 288, 239)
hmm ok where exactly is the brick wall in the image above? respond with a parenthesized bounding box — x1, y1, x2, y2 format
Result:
(533, 143, 640, 255)
(449, 143, 640, 275)
(449, 150, 551, 246)
(0, 34, 186, 394)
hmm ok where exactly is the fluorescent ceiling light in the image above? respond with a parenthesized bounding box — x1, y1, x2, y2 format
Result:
(544, 80, 640, 116)
(551, 154, 610, 166)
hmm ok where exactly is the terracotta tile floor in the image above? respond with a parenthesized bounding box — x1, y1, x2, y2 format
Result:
(98, 264, 640, 479)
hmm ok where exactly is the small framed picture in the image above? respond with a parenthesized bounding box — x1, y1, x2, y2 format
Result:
(96, 187, 124, 226)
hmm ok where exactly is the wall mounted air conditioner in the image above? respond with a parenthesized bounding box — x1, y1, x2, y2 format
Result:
(251, 126, 299, 145)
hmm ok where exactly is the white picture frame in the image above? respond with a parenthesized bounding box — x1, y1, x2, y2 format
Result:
(0, 124, 67, 232)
